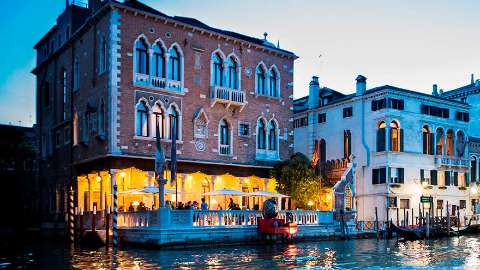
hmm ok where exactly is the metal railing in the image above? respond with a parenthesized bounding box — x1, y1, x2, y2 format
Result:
(134, 73, 182, 92)
(210, 86, 246, 105)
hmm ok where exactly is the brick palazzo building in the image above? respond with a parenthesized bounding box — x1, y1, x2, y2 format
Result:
(33, 0, 296, 221)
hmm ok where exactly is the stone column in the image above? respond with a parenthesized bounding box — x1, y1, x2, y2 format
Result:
(180, 174, 186, 203)
(444, 133, 447, 156)
(453, 133, 457, 157)
(87, 175, 93, 211)
(99, 174, 104, 211)
(164, 53, 171, 80)
(385, 126, 391, 151)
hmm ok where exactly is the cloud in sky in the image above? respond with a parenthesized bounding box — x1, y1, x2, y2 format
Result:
(0, 58, 36, 127)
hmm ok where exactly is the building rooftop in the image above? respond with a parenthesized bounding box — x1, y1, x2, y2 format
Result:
(294, 82, 468, 114)
(116, 0, 295, 56)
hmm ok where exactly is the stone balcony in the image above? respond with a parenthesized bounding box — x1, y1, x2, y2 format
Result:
(434, 156, 469, 168)
(134, 73, 183, 93)
(210, 86, 246, 111)
(255, 149, 280, 161)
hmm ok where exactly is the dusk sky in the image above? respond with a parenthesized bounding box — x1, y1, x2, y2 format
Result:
(0, 0, 479, 126)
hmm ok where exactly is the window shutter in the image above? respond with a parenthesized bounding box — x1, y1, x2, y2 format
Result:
(445, 171, 451, 186)
(389, 128, 393, 151)
(348, 131, 352, 158)
(454, 172, 458, 186)
(400, 129, 404, 152)
(377, 128, 386, 152)
(422, 132, 428, 154)
(371, 100, 376, 111)
(380, 168, 387, 184)
(372, 169, 379, 184)
(430, 170, 437, 185)
(398, 168, 404, 183)
(466, 173, 470, 187)
(399, 100, 404, 110)
(429, 133, 435, 155)
(387, 167, 391, 183)
(420, 169, 424, 181)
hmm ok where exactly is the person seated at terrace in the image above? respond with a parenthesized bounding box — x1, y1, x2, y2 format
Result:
(128, 203, 135, 212)
(177, 202, 184, 209)
(137, 202, 147, 212)
(201, 198, 209, 210)
(192, 201, 199, 210)
(228, 198, 235, 210)
(186, 201, 192, 209)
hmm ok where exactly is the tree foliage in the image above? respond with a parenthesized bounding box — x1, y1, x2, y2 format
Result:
(272, 152, 322, 209)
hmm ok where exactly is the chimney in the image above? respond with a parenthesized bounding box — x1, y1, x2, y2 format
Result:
(439, 89, 444, 95)
(472, 74, 475, 84)
(308, 76, 320, 109)
(432, 84, 438, 96)
(356, 75, 367, 96)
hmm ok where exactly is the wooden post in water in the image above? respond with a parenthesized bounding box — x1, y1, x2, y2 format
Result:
(457, 206, 460, 233)
(105, 193, 110, 249)
(411, 208, 414, 227)
(396, 208, 400, 226)
(375, 207, 379, 239)
(92, 205, 97, 232)
(446, 201, 450, 236)
(406, 210, 409, 227)
(79, 208, 84, 240)
(426, 212, 430, 238)
(403, 208, 406, 227)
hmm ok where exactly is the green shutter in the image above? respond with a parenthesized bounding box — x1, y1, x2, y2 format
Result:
(445, 171, 451, 186)
(420, 169, 424, 181)
(372, 169, 379, 184)
(429, 133, 435, 155)
(454, 172, 458, 186)
(377, 128, 386, 152)
(380, 168, 387, 184)
(431, 170, 437, 185)
(422, 133, 428, 154)
(398, 168, 404, 183)
(400, 129, 404, 152)
(466, 173, 470, 187)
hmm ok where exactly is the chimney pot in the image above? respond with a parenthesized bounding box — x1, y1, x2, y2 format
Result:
(356, 75, 367, 96)
(432, 84, 438, 96)
(308, 76, 320, 109)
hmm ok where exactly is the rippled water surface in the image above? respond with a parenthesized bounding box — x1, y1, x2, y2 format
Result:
(2, 236, 480, 269)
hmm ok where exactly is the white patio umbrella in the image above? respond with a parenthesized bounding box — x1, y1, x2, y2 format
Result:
(248, 190, 289, 210)
(202, 188, 247, 209)
(248, 190, 289, 198)
(119, 186, 175, 194)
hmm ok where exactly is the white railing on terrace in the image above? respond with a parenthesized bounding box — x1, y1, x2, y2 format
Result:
(219, 144, 231, 156)
(134, 73, 182, 93)
(210, 86, 246, 105)
(118, 210, 336, 228)
(118, 211, 153, 228)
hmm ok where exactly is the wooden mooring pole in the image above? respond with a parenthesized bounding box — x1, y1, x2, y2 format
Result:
(447, 201, 450, 236)
(113, 184, 119, 248)
(105, 193, 110, 249)
(375, 207, 380, 239)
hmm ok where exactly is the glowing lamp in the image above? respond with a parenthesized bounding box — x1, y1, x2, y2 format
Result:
(422, 181, 428, 188)
(307, 201, 314, 206)
(120, 172, 126, 178)
(471, 186, 478, 195)
(211, 198, 218, 204)
(187, 175, 193, 181)
(96, 176, 101, 182)
(132, 201, 140, 207)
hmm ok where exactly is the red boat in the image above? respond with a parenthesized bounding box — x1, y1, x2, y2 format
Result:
(258, 218, 298, 241)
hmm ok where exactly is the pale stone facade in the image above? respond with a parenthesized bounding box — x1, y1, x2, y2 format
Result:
(294, 75, 475, 224)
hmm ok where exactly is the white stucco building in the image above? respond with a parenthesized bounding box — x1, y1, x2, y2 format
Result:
(294, 75, 477, 224)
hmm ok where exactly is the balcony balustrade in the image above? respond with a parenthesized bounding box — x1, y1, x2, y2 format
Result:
(210, 86, 246, 111)
(435, 156, 469, 167)
(255, 149, 280, 161)
(219, 144, 232, 156)
(134, 73, 183, 93)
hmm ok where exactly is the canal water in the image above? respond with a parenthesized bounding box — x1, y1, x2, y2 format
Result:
(1, 236, 480, 269)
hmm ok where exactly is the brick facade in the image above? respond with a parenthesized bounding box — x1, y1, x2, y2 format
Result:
(34, 0, 296, 220)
